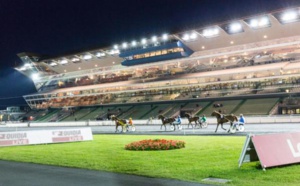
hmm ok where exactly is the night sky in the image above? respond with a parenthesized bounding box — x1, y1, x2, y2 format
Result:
(0, 0, 300, 109)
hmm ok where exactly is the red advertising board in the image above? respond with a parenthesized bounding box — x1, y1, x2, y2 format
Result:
(239, 132, 300, 170)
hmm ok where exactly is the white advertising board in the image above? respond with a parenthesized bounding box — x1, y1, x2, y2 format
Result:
(0, 128, 93, 147)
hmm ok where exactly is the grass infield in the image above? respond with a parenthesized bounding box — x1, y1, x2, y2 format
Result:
(0, 135, 300, 186)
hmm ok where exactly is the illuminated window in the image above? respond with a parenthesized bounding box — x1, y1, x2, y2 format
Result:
(130, 47, 184, 60)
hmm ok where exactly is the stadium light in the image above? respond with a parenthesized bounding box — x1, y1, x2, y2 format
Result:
(122, 42, 128, 49)
(19, 66, 26, 71)
(247, 16, 270, 29)
(131, 40, 137, 47)
(109, 49, 120, 55)
(141, 38, 147, 45)
(113, 45, 118, 50)
(162, 33, 168, 41)
(71, 58, 80, 62)
(182, 32, 198, 41)
(229, 22, 243, 33)
(24, 63, 31, 67)
(182, 33, 190, 41)
(281, 11, 298, 22)
(31, 73, 39, 80)
(50, 62, 57, 66)
(83, 54, 92, 60)
(60, 59, 68, 64)
(190, 32, 198, 39)
(151, 36, 157, 43)
(201, 27, 220, 38)
(96, 52, 105, 57)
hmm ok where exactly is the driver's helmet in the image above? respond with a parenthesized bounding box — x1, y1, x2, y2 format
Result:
(240, 114, 243, 117)
(178, 115, 181, 118)
(202, 114, 205, 117)
(129, 117, 132, 120)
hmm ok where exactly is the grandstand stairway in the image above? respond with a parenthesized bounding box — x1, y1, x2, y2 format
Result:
(34, 109, 60, 122)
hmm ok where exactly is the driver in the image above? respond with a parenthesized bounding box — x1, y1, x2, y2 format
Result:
(129, 117, 133, 125)
(173, 115, 182, 125)
(199, 114, 207, 124)
(233, 114, 246, 128)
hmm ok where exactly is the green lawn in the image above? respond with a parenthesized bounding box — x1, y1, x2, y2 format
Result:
(1, 135, 300, 185)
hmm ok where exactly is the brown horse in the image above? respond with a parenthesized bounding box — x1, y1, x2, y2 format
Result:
(211, 111, 238, 133)
(184, 113, 199, 128)
(110, 115, 128, 133)
(158, 115, 175, 131)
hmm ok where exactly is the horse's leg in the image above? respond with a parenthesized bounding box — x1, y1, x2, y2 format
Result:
(221, 123, 227, 131)
(215, 123, 219, 133)
(164, 124, 167, 131)
(227, 122, 233, 133)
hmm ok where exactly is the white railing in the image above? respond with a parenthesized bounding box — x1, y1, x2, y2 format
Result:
(1, 115, 300, 127)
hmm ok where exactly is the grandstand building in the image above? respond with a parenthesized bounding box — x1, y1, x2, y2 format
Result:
(13, 7, 300, 121)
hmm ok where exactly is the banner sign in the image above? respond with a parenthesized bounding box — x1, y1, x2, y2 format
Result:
(0, 128, 93, 147)
(239, 132, 300, 170)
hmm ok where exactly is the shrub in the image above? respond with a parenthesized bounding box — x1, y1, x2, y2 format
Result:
(125, 139, 185, 151)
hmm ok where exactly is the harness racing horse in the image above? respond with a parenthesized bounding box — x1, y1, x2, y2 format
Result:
(184, 113, 199, 128)
(110, 115, 128, 133)
(158, 115, 175, 131)
(211, 111, 238, 133)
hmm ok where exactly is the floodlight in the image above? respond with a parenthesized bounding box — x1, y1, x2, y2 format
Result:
(110, 49, 120, 55)
(97, 52, 106, 57)
(229, 23, 242, 33)
(83, 54, 92, 60)
(31, 73, 39, 80)
(131, 40, 137, 46)
(247, 16, 270, 29)
(260, 17, 269, 26)
(20, 67, 26, 71)
(190, 32, 198, 39)
(71, 58, 80, 62)
(141, 38, 147, 45)
(50, 62, 57, 66)
(182, 33, 190, 41)
(281, 11, 298, 22)
(202, 27, 219, 38)
(60, 59, 68, 64)
(162, 33, 168, 40)
(122, 42, 128, 49)
(113, 45, 118, 50)
(151, 36, 157, 42)
(24, 63, 31, 67)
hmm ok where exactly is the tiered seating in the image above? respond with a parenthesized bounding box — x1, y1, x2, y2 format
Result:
(80, 107, 104, 121)
(199, 100, 242, 116)
(61, 108, 93, 121)
(183, 101, 211, 116)
(141, 104, 170, 119)
(34, 109, 60, 122)
(235, 98, 279, 115)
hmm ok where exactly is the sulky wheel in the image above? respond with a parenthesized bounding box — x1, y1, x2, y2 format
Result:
(178, 125, 183, 130)
(131, 126, 136, 132)
(238, 125, 245, 132)
(122, 126, 127, 133)
(201, 122, 208, 128)
(170, 125, 175, 131)
(229, 126, 237, 134)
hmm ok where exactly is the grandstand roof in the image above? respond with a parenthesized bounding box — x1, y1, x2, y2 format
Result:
(15, 6, 300, 79)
